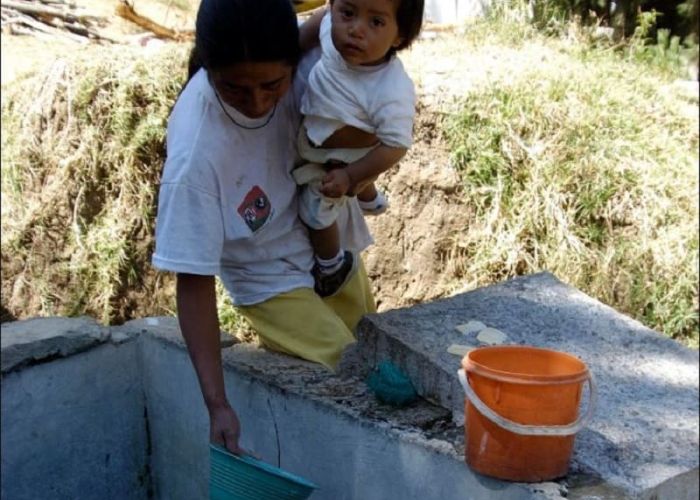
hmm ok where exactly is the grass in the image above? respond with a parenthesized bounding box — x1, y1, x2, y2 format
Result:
(1, 43, 246, 332)
(2, 47, 158, 322)
(216, 278, 256, 341)
(443, 14, 699, 346)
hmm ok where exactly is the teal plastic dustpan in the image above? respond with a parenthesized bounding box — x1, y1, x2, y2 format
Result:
(209, 444, 318, 500)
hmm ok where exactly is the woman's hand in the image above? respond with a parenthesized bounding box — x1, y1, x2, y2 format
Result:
(209, 401, 245, 455)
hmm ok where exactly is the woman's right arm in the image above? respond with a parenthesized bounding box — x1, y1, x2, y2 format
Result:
(176, 272, 244, 455)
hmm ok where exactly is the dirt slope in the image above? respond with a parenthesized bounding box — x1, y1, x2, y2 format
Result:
(364, 107, 465, 311)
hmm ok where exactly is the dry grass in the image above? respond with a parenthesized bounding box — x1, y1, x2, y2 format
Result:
(1, 45, 189, 324)
(442, 16, 699, 346)
(1, 43, 255, 340)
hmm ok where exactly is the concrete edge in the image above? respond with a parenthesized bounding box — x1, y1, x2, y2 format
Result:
(0, 316, 136, 374)
(641, 467, 700, 500)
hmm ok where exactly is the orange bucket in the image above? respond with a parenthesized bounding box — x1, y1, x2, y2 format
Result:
(458, 345, 595, 482)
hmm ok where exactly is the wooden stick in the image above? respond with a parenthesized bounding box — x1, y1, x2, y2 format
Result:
(2, 3, 116, 42)
(8, 23, 53, 38)
(49, 16, 88, 37)
(8, 11, 87, 43)
(115, 0, 192, 41)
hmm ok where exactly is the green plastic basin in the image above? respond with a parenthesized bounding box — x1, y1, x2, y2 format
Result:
(209, 444, 318, 500)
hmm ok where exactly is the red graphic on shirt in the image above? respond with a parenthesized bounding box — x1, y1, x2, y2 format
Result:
(237, 185, 272, 232)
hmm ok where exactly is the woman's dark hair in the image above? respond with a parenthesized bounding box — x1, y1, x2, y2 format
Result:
(187, 0, 301, 81)
(394, 0, 424, 52)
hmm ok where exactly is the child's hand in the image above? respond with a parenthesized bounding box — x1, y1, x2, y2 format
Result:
(321, 168, 352, 198)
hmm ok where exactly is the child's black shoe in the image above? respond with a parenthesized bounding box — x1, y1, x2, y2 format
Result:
(313, 250, 357, 298)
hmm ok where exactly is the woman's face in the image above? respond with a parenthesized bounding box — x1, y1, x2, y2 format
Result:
(209, 61, 293, 119)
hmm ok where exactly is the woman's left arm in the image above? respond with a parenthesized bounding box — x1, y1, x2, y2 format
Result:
(299, 6, 327, 51)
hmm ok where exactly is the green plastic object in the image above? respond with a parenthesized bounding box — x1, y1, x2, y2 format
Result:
(366, 360, 418, 406)
(209, 444, 318, 500)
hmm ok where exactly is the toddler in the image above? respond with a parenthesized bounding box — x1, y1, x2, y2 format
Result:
(295, 0, 424, 297)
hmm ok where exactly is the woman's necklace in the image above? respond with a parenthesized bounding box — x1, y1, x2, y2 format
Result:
(213, 90, 277, 130)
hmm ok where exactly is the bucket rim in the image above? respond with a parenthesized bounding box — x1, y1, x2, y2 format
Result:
(461, 345, 589, 385)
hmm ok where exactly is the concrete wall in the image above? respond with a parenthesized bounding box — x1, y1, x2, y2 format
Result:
(2, 316, 541, 500)
(1, 318, 149, 500)
(135, 329, 535, 500)
(340, 272, 700, 499)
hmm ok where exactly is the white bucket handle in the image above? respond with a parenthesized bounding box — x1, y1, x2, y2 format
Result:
(457, 369, 596, 436)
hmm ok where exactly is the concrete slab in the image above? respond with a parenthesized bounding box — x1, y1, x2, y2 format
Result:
(0, 315, 236, 376)
(339, 272, 699, 498)
(116, 315, 239, 349)
(1, 316, 113, 373)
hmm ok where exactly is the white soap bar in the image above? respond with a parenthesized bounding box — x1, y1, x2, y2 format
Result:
(477, 327, 508, 345)
(447, 344, 472, 356)
(455, 320, 486, 336)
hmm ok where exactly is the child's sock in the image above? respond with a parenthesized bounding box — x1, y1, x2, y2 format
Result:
(358, 191, 389, 215)
(316, 250, 345, 275)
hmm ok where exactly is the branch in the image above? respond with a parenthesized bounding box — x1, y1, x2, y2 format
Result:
(115, 0, 192, 42)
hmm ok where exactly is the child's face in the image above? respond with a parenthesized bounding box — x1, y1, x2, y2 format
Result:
(209, 61, 293, 119)
(330, 0, 403, 66)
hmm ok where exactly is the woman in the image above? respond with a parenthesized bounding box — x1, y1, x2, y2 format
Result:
(152, 0, 376, 455)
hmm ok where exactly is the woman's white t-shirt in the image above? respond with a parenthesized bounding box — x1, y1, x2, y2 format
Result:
(152, 60, 372, 306)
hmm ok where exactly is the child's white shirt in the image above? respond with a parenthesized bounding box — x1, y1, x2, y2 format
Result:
(152, 63, 372, 306)
(300, 12, 415, 148)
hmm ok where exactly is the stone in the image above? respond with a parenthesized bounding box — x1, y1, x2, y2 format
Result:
(446, 344, 472, 357)
(455, 320, 485, 336)
(476, 327, 508, 345)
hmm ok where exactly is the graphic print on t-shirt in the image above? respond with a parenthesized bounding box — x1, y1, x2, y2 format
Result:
(237, 185, 272, 232)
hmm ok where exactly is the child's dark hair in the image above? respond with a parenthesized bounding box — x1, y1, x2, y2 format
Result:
(328, 0, 424, 57)
(187, 0, 301, 81)
(394, 0, 424, 53)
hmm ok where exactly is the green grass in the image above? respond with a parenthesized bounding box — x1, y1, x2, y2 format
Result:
(216, 278, 255, 342)
(1, 48, 162, 322)
(444, 15, 699, 346)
